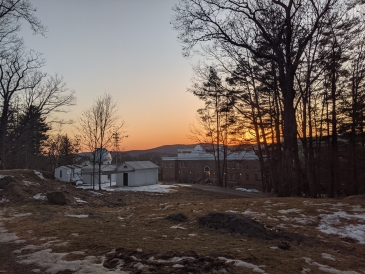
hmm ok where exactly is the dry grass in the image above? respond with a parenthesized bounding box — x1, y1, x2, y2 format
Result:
(1, 170, 365, 273)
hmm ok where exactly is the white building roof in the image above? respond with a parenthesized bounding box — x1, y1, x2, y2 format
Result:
(82, 164, 117, 173)
(117, 161, 159, 171)
(162, 145, 258, 161)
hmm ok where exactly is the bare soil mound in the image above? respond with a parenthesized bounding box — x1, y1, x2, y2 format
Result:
(0, 176, 32, 203)
(0, 169, 125, 207)
(198, 212, 273, 240)
(197, 212, 316, 248)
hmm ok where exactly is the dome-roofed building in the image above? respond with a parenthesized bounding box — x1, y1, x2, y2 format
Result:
(94, 148, 112, 164)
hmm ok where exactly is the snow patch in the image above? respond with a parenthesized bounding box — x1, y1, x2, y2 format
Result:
(236, 188, 259, 193)
(170, 225, 186, 230)
(0, 197, 9, 203)
(219, 257, 266, 273)
(303, 257, 359, 274)
(13, 213, 32, 218)
(351, 205, 364, 212)
(33, 193, 46, 200)
(23, 181, 34, 186)
(134, 262, 144, 269)
(78, 183, 176, 193)
(226, 209, 266, 217)
(13, 245, 40, 254)
(34, 170, 45, 180)
(317, 211, 365, 244)
(278, 208, 301, 214)
(64, 213, 88, 218)
(18, 249, 127, 274)
(74, 197, 87, 203)
(0, 222, 19, 243)
(322, 253, 336, 261)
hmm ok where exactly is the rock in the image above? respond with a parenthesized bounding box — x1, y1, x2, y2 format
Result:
(0, 176, 16, 190)
(166, 213, 188, 222)
(134, 262, 144, 269)
(278, 240, 291, 250)
(47, 192, 66, 205)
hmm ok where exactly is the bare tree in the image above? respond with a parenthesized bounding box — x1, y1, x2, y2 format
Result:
(23, 74, 76, 125)
(172, 0, 361, 196)
(0, 41, 44, 164)
(77, 93, 126, 190)
(0, 42, 76, 167)
(0, 0, 45, 166)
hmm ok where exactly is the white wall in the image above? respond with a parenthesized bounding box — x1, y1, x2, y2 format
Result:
(83, 173, 110, 186)
(116, 173, 123, 186)
(116, 169, 158, 187)
(54, 167, 71, 182)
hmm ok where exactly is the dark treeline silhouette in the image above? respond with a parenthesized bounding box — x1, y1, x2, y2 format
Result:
(173, 0, 365, 197)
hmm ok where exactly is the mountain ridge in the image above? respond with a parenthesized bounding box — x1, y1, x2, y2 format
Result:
(123, 144, 197, 157)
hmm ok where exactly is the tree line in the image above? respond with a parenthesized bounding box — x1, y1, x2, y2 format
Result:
(173, 0, 365, 197)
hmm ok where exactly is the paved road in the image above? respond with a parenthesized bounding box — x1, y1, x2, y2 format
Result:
(175, 183, 274, 198)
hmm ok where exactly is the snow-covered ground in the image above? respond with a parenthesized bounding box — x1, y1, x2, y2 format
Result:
(235, 188, 259, 193)
(317, 211, 365, 244)
(77, 182, 177, 194)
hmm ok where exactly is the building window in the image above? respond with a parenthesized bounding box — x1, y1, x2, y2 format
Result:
(165, 163, 167, 168)
(246, 174, 249, 180)
(255, 174, 259, 181)
(60, 170, 62, 178)
(180, 162, 183, 168)
(255, 165, 258, 170)
(236, 162, 240, 169)
(232, 173, 235, 180)
(170, 163, 173, 168)
(245, 164, 249, 169)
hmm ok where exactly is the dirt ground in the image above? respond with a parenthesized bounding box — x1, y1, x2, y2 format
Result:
(1, 169, 365, 274)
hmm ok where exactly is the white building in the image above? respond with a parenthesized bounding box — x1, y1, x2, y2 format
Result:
(161, 145, 262, 190)
(115, 161, 159, 187)
(54, 165, 83, 183)
(81, 164, 117, 186)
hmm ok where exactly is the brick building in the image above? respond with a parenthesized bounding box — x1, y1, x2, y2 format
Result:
(161, 145, 262, 191)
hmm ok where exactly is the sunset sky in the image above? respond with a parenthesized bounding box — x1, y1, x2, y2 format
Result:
(20, 0, 204, 150)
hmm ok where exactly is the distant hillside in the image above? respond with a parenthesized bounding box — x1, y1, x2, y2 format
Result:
(124, 144, 197, 157)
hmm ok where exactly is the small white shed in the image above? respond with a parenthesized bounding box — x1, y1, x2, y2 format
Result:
(81, 164, 117, 186)
(116, 161, 159, 187)
(54, 165, 82, 182)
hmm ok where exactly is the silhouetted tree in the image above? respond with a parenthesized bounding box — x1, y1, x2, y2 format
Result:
(77, 93, 126, 190)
